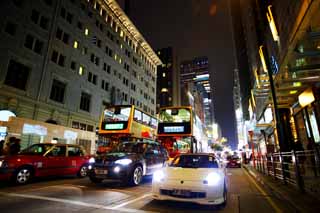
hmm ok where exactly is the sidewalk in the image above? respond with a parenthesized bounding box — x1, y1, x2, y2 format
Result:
(243, 164, 320, 213)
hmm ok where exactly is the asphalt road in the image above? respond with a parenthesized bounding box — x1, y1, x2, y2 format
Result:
(0, 168, 296, 213)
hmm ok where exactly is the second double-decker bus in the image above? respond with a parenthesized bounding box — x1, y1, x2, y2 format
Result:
(96, 105, 158, 154)
(157, 106, 206, 158)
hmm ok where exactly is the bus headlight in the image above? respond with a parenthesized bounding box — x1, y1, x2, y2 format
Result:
(115, 159, 132, 165)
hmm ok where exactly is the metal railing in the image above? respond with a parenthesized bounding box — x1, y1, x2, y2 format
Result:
(254, 148, 320, 193)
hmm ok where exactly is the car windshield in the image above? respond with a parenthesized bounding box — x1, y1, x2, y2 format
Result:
(170, 155, 219, 168)
(20, 144, 53, 155)
(110, 142, 148, 154)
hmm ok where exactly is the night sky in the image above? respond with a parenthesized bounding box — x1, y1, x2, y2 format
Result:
(117, 0, 237, 149)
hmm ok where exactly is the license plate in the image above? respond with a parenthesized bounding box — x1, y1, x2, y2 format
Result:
(95, 169, 108, 175)
(172, 189, 191, 196)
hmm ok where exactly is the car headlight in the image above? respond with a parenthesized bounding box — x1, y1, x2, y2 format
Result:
(237, 160, 241, 163)
(115, 159, 132, 165)
(205, 172, 221, 186)
(153, 170, 165, 182)
(89, 157, 95, 163)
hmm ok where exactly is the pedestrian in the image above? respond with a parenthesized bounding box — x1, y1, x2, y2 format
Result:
(10, 138, 21, 155)
(0, 140, 4, 156)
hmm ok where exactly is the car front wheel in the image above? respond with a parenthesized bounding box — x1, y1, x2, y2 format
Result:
(129, 165, 143, 186)
(14, 167, 33, 185)
(77, 165, 88, 178)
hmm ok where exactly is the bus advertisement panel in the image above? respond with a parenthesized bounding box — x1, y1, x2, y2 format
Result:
(97, 105, 157, 154)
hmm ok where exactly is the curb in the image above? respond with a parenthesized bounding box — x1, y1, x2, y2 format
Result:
(242, 165, 302, 212)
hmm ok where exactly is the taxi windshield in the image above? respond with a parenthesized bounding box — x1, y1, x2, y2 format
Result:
(170, 155, 219, 168)
(20, 144, 53, 155)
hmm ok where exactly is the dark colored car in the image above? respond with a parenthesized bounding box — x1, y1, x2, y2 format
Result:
(88, 141, 168, 186)
(0, 143, 91, 184)
(226, 156, 241, 168)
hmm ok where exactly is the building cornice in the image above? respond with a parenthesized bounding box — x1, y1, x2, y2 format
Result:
(104, 0, 162, 66)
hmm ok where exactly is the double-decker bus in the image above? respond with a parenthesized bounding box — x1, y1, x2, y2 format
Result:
(157, 106, 207, 158)
(97, 105, 157, 154)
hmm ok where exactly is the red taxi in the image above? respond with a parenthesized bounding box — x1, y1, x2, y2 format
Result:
(0, 143, 92, 184)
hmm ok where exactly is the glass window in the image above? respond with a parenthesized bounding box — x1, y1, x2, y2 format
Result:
(67, 146, 83, 156)
(134, 109, 142, 122)
(151, 118, 157, 128)
(142, 113, 151, 125)
(20, 144, 53, 155)
(50, 79, 66, 103)
(171, 155, 218, 168)
(159, 108, 191, 123)
(103, 106, 131, 122)
(5, 60, 30, 91)
(47, 146, 66, 157)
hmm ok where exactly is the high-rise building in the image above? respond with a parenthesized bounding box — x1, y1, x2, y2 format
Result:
(180, 57, 214, 128)
(156, 47, 180, 112)
(0, 0, 161, 153)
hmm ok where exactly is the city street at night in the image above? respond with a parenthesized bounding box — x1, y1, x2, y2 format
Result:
(0, 168, 296, 213)
(1, 0, 320, 212)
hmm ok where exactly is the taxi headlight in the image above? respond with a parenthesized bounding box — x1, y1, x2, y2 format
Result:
(89, 157, 95, 163)
(205, 172, 221, 186)
(115, 159, 132, 165)
(153, 170, 165, 182)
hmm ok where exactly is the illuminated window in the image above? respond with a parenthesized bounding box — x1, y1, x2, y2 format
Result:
(120, 44, 123, 49)
(114, 54, 118, 60)
(84, 28, 89, 36)
(162, 72, 166, 77)
(120, 30, 124, 37)
(73, 41, 78, 49)
(79, 65, 84, 75)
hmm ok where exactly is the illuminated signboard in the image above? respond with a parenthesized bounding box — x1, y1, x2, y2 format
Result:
(164, 126, 184, 133)
(22, 124, 47, 136)
(105, 123, 124, 130)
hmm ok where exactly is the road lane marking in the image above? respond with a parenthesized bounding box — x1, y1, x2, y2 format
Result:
(110, 193, 152, 209)
(0, 191, 153, 213)
(243, 169, 282, 213)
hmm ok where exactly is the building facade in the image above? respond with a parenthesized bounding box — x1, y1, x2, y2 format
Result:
(239, 0, 320, 153)
(156, 47, 180, 112)
(180, 57, 214, 128)
(0, 0, 161, 153)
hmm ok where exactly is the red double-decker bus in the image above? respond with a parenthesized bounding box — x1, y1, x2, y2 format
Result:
(157, 106, 200, 158)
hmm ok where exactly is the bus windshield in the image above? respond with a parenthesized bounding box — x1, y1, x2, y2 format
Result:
(159, 108, 191, 123)
(103, 106, 131, 122)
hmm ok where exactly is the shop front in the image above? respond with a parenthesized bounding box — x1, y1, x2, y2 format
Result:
(0, 116, 96, 154)
(293, 87, 320, 150)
